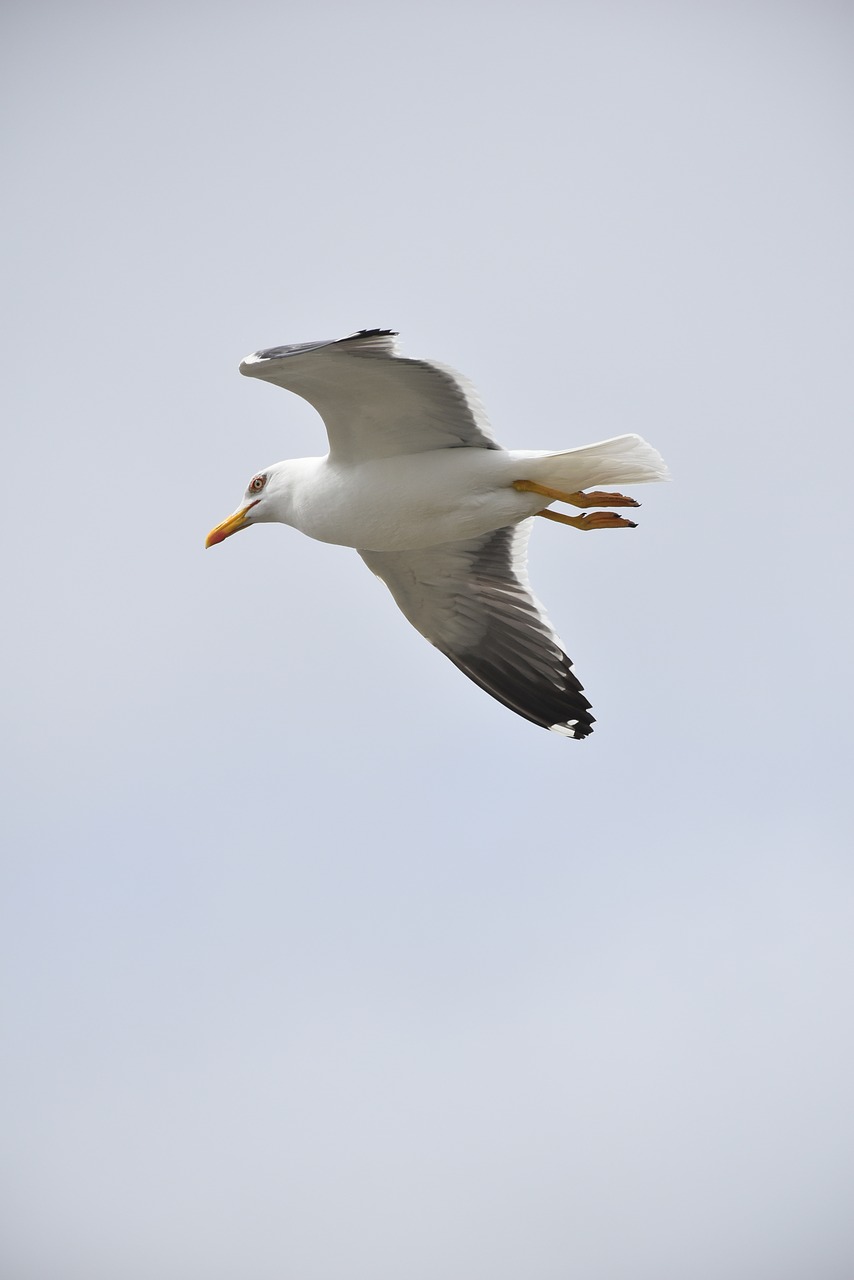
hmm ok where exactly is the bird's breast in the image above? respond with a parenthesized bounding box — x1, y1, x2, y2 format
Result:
(288, 451, 537, 552)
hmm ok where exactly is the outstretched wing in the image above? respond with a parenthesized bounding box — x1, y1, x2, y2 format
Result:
(239, 329, 502, 464)
(359, 521, 594, 737)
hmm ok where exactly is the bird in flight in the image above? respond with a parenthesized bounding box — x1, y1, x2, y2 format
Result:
(207, 329, 668, 737)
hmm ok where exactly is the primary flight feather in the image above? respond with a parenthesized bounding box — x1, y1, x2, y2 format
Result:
(206, 329, 669, 737)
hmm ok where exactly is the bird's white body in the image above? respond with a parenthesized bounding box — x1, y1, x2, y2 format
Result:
(258, 452, 532, 551)
(261, 437, 665, 552)
(207, 329, 669, 736)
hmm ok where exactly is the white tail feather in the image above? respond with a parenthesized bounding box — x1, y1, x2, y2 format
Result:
(516, 434, 670, 492)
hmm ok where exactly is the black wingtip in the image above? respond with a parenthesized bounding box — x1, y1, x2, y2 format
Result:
(348, 328, 398, 339)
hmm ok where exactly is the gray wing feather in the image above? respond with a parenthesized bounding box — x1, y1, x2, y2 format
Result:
(359, 522, 594, 737)
(239, 329, 502, 463)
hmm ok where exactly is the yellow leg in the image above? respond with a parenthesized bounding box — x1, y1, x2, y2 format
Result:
(537, 509, 638, 531)
(513, 479, 640, 508)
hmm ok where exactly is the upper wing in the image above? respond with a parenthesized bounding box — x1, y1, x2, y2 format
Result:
(239, 329, 502, 463)
(359, 522, 594, 738)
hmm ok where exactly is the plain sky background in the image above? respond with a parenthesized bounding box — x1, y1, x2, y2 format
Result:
(2, 3, 853, 1278)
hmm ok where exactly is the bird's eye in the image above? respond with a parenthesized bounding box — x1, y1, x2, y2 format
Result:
(249, 474, 267, 494)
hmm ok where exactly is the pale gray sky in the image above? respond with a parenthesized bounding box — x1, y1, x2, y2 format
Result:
(2, 3, 853, 1279)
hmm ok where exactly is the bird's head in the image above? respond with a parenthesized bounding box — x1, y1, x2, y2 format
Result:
(205, 465, 285, 547)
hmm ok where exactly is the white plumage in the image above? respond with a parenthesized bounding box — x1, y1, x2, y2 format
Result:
(207, 329, 669, 737)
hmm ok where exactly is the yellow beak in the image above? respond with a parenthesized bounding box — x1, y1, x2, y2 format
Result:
(205, 501, 258, 548)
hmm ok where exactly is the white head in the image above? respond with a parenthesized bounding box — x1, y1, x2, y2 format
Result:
(205, 462, 290, 547)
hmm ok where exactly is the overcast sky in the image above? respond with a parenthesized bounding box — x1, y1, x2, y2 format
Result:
(2, 3, 853, 1278)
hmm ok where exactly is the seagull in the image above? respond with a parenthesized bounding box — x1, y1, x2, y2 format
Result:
(206, 329, 668, 737)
